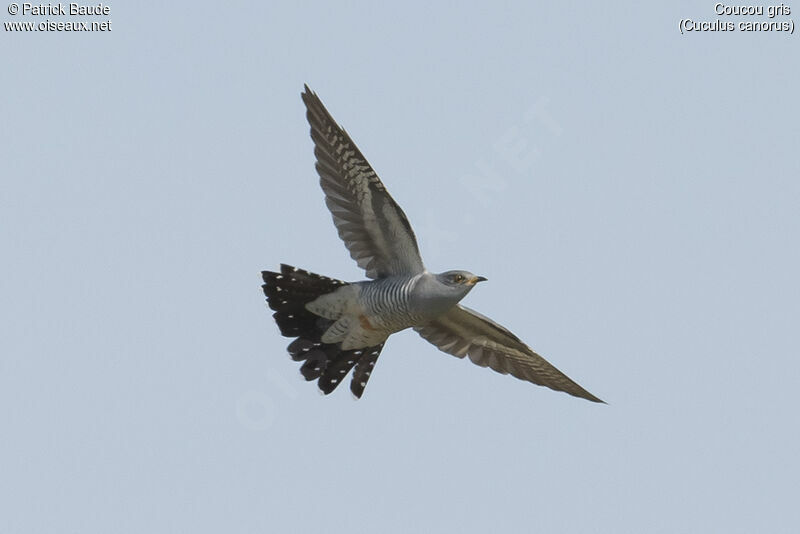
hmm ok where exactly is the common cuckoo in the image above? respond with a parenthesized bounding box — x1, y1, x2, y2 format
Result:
(261, 85, 603, 403)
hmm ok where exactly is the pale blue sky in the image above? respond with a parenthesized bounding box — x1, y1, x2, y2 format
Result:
(2, 2, 799, 533)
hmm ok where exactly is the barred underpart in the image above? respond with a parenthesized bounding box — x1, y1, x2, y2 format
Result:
(357, 276, 423, 331)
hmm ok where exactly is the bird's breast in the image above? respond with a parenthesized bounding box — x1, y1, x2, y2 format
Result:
(356, 277, 421, 332)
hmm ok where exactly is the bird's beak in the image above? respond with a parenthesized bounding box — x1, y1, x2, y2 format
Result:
(469, 276, 488, 285)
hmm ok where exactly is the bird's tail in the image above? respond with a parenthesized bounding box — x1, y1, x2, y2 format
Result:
(261, 264, 384, 398)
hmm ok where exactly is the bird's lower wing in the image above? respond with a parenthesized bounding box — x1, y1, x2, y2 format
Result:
(414, 305, 604, 403)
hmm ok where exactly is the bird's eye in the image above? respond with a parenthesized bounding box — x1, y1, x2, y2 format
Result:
(453, 274, 464, 283)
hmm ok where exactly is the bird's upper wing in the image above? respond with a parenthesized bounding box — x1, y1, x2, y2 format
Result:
(301, 85, 425, 279)
(414, 305, 604, 403)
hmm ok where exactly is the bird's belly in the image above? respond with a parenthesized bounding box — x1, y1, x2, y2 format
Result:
(360, 309, 419, 335)
(357, 280, 422, 334)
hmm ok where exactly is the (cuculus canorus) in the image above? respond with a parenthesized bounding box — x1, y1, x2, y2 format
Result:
(261, 85, 604, 403)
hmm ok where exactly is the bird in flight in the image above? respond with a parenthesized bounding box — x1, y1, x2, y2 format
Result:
(261, 85, 603, 403)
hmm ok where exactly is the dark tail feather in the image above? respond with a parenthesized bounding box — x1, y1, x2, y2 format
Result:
(261, 264, 345, 338)
(261, 264, 385, 398)
(350, 344, 384, 398)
